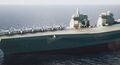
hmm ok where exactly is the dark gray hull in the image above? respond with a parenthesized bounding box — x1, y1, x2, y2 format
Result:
(1, 30, 120, 55)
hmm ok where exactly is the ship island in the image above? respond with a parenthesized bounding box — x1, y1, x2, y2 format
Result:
(0, 8, 120, 55)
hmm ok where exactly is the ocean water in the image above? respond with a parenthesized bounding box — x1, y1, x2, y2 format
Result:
(0, 5, 120, 65)
(2, 51, 120, 65)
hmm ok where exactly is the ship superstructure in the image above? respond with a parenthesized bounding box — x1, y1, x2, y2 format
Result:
(97, 11, 116, 27)
(70, 8, 90, 29)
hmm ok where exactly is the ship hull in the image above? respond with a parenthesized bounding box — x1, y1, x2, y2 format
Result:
(1, 30, 120, 55)
(13, 41, 120, 55)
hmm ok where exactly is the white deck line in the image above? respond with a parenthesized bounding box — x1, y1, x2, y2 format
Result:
(1, 24, 120, 40)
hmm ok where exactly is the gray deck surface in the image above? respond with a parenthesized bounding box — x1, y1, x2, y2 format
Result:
(1, 24, 120, 39)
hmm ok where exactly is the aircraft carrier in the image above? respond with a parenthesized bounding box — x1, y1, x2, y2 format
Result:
(0, 8, 120, 55)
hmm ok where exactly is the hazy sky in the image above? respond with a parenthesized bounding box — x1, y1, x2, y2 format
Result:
(0, 0, 120, 5)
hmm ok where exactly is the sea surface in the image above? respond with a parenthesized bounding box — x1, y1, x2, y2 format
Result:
(1, 51, 120, 65)
(0, 5, 120, 65)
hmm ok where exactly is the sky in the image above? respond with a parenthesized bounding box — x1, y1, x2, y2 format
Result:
(0, 0, 120, 5)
